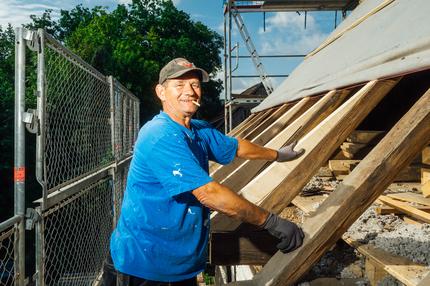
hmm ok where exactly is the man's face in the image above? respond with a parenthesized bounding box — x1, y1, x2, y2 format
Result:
(158, 72, 202, 117)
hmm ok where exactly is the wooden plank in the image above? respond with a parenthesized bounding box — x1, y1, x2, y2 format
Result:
(217, 90, 348, 191)
(210, 231, 277, 265)
(375, 204, 430, 215)
(421, 146, 430, 165)
(378, 196, 430, 223)
(236, 82, 430, 286)
(423, 180, 430, 198)
(213, 80, 398, 232)
(210, 97, 314, 182)
(291, 195, 327, 215)
(346, 130, 385, 144)
(365, 258, 388, 286)
(329, 159, 360, 175)
(343, 237, 430, 286)
(417, 272, 430, 286)
(243, 103, 292, 140)
(330, 160, 421, 182)
(234, 108, 275, 139)
(387, 192, 430, 207)
(228, 113, 257, 137)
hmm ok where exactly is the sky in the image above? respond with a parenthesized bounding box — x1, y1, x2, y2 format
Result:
(0, 0, 345, 93)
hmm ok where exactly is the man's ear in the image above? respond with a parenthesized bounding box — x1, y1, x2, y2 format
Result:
(155, 84, 166, 102)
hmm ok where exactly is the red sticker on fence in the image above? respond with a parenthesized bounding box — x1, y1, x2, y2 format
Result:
(14, 167, 25, 182)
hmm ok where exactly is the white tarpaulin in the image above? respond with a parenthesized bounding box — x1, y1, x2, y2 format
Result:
(253, 0, 430, 112)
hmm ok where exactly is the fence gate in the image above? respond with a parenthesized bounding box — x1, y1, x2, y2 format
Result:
(3, 27, 140, 286)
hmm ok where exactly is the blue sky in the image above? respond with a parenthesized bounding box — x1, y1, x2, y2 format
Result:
(0, 0, 343, 93)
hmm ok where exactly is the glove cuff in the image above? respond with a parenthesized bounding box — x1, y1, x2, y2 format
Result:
(260, 212, 276, 230)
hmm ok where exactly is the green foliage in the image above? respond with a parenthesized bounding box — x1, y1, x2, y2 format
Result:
(28, 0, 224, 122)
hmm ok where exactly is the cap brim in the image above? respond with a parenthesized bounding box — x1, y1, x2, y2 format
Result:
(167, 68, 209, 82)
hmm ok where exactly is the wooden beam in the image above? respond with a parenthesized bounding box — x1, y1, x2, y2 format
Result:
(228, 113, 257, 136)
(241, 83, 430, 286)
(417, 272, 430, 286)
(209, 109, 276, 174)
(346, 130, 385, 144)
(213, 80, 398, 232)
(378, 196, 430, 223)
(387, 192, 430, 207)
(375, 204, 430, 215)
(210, 97, 314, 182)
(210, 230, 277, 265)
(242, 103, 292, 140)
(219, 90, 348, 190)
(344, 237, 430, 286)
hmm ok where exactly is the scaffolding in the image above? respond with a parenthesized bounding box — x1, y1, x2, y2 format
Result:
(223, 0, 359, 133)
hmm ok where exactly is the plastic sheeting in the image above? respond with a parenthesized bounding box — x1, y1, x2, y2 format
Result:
(253, 0, 430, 112)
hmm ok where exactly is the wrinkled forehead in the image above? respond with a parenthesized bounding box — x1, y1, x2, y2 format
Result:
(167, 70, 201, 82)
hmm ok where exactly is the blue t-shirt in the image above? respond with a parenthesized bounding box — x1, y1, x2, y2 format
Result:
(110, 111, 238, 282)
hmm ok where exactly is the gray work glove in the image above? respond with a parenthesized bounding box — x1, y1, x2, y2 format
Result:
(276, 141, 305, 162)
(261, 213, 305, 253)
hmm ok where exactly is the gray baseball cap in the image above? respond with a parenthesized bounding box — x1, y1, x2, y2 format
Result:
(159, 58, 209, 84)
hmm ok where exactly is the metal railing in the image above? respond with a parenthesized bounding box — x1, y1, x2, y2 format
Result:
(4, 28, 140, 286)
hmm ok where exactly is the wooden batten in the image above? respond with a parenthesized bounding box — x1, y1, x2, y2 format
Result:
(213, 79, 399, 234)
(242, 103, 291, 141)
(218, 89, 348, 191)
(210, 97, 314, 182)
(378, 196, 430, 223)
(243, 84, 430, 286)
(228, 113, 257, 136)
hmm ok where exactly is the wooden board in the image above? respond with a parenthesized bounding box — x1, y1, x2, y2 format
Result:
(218, 91, 345, 191)
(343, 237, 430, 286)
(387, 192, 430, 207)
(236, 81, 430, 286)
(210, 230, 277, 265)
(213, 80, 398, 232)
(210, 97, 314, 182)
(378, 196, 430, 223)
(346, 130, 385, 144)
(375, 204, 430, 215)
(243, 103, 291, 141)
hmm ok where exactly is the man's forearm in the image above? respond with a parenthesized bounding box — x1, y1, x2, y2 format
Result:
(236, 138, 277, 161)
(192, 181, 269, 226)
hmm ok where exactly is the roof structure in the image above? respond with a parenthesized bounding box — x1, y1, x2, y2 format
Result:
(253, 0, 430, 112)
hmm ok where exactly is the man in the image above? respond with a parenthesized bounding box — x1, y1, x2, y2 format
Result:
(109, 58, 305, 285)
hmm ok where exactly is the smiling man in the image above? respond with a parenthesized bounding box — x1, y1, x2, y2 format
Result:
(108, 58, 305, 286)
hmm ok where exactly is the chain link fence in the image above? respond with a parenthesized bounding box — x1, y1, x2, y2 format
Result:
(42, 33, 113, 194)
(0, 226, 16, 286)
(39, 179, 113, 286)
(5, 28, 140, 286)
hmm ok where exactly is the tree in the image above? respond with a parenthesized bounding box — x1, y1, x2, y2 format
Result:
(29, 0, 224, 123)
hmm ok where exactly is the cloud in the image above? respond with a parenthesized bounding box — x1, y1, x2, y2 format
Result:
(0, 0, 66, 28)
(117, 0, 132, 4)
(257, 12, 329, 55)
(172, 0, 181, 5)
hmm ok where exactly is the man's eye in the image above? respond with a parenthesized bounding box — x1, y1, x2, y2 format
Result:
(191, 83, 201, 88)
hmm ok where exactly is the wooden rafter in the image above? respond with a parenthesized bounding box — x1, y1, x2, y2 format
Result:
(237, 83, 430, 286)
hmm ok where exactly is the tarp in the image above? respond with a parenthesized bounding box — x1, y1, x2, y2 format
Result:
(253, 0, 430, 112)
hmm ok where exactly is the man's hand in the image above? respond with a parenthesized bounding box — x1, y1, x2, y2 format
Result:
(276, 141, 305, 162)
(261, 213, 304, 253)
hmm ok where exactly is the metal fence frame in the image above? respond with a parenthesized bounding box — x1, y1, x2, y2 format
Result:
(5, 27, 140, 286)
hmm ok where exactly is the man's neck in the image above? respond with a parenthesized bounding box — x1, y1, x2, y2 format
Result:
(164, 109, 192, 129)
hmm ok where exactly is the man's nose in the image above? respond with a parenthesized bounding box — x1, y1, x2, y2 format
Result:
(182, 82, 195, 95)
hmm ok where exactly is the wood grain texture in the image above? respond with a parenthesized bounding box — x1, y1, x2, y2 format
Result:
(246, 83, 430, 286)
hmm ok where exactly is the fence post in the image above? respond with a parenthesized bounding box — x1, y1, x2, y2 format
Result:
(14, 27, 27, 286)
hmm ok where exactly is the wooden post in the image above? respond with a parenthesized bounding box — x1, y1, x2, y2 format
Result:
(244, 84, 430, 286)
(212, 80, 398, 232)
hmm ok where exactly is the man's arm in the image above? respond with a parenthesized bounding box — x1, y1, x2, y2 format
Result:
(192, 181, 305, 253)
(236, 138, 305, 162)
(192, 181, 268, 225)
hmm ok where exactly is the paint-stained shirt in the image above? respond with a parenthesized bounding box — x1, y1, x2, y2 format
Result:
(110, 111, 238, 282)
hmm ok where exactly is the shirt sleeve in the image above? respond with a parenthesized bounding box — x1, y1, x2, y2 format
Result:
(202, 124, 238, 165)
(144, 133, 213, 197)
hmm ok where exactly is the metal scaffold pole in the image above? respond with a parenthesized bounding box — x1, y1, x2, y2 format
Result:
(14, 27, 26, 286)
